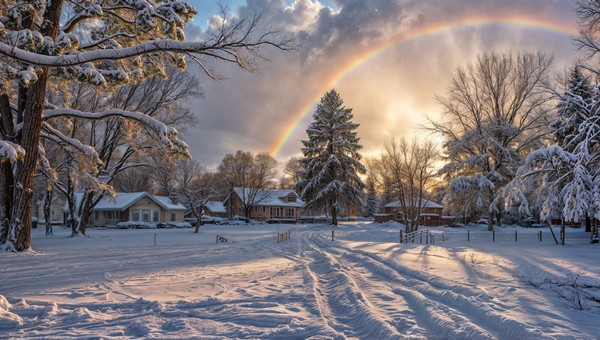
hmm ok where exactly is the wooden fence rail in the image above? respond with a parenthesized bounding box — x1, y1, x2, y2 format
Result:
(278, 230, 291, 243)
(400, 229, 435, 244)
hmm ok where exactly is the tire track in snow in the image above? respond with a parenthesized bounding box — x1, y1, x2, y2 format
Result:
(318, 236, 548, 339)
(295, 230, 404, 339)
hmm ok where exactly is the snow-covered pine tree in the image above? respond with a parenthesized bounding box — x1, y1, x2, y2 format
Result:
(299, 89, 366, 225)
(506, 82, 600, 244)
(364, 179, 378, 218)
(552, 67, 593, 152)
(551, 67, 595, 232)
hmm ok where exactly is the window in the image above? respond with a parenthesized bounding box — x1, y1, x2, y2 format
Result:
(170, 213, 176, 222)
(142, 210, 151, 222)
(94, 211, 99, 220)
(105, 211, 118, 220)
(287, 195, 296, 202)
(286, 208, 295, 217)
(133, 210, 140, 221)
(270, 207, 281, 217)
(153, 211, 159, 222)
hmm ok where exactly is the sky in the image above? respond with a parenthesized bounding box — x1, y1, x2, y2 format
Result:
(180, 0, 579, 170)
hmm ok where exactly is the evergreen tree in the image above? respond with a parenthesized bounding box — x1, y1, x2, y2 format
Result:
(552, 67, 593, 151)
(299, 89, 366, 225)
(364, 180, 379, 218)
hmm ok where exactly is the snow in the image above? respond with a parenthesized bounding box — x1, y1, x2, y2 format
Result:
(205, 200, 226, 214)
(153, 196, 187, 211)
(0, 223, 598, 338)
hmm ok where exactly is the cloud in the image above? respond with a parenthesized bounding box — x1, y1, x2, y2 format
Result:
(182, 0, 579, 170)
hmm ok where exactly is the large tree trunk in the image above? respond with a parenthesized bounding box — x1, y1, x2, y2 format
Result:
(77, 193, 94, 236)
(8, 73, 49, 250)
(0, 94, 14, 245)
(3, 0, 63, 251)
(585, 215, 591, 233)
(194, 212, 202, 234)
(331, 204, 338, 226)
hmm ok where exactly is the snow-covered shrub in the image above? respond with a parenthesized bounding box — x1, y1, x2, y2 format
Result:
(115, 222, 157, 229)
(156, 222, 192, 229)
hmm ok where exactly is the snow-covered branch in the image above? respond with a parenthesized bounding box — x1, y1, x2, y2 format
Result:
(43, 108, 190, 157)
(0, 140, 25, 163)
(0, 34, 294, 69)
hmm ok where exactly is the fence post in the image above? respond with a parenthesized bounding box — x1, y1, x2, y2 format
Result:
(154, 233, 157, 246)
(493, 230, 495, 242)
(332, 230, 334, 242)
(468, 230, 470, 242)
(216, 235, 218, 244)
(539, 230, 542, 242)
(399, 230, 403, 243)
(515, 230, 518, 242)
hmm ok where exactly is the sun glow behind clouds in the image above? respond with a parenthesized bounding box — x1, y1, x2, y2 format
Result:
(268, 15, 577, 158)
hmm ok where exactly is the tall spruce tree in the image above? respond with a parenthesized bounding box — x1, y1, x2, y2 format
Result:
(364, 179, 379, 218)
(299, 89, 366, 225)
(552, 67, 594, 151)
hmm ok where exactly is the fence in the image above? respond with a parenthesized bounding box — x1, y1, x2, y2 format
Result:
(401, 229, 435, 244)
(278, 230, 291, 243)
(440, 230, 592, 244)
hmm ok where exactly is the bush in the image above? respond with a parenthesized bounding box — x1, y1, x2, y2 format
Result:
(156, 222, 193, 229)
(115, 221, 157, 229)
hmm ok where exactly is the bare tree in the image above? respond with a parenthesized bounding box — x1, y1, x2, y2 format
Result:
(280, 156, 304, 190)
(371, 138, 439, 233)
(218, 150, 277, 220)
(112, 167, 153, 193)
(426, 51, 553, 231)
(174, 160, 218, 233)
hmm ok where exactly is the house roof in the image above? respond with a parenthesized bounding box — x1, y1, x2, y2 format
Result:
(66, 192, 186, 212)
(95, 192, 149, 211)
(229, 187, 304, 208)
(205, 201, 226, 214)
(384, 199, 443, 209)
(154, 196, 187, 211)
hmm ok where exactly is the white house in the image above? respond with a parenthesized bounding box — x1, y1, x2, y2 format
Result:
(65, 192, 187, 227)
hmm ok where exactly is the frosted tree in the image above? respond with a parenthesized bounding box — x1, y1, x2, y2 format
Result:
(299, 89, 366, 225)
(52, 68, 200, 236)
(427, 51, 553, 231)
(0, 1, 294, 251)
(507, 83, 600, 244)
(551, 67, 593, 151)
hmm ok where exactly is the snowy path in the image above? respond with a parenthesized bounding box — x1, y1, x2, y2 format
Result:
(1, 224, 598, 338)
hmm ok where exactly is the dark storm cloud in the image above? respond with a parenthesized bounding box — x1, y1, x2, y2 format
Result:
(183, 0, 579, 169)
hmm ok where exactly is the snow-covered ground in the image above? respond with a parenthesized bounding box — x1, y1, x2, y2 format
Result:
(1, 222, 598, 339)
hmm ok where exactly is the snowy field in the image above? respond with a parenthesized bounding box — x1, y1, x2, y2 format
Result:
(1, 222, 599, 339)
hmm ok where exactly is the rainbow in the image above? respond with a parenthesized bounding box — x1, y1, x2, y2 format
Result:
(269, 14, 577, 157)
